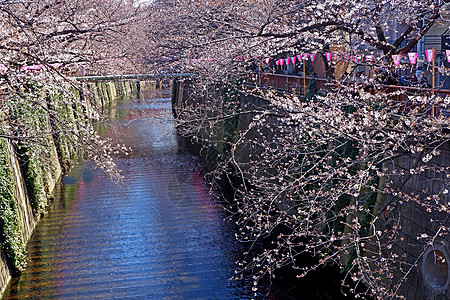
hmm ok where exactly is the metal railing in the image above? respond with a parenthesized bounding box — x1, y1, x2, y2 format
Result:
(258, 73, 450, 116)
(258, 73, 450, 96)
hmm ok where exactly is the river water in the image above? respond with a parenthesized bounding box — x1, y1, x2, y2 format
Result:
(3, 89, 255, 299)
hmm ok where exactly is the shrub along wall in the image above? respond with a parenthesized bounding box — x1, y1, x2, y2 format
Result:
(0, 79, 141, 296)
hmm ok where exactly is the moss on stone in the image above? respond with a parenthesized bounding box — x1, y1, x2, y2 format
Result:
(0, 79, 150, 275)
(0, 138, 26, 272)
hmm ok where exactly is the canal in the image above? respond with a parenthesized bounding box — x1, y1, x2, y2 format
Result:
(3, 89, 255, 299)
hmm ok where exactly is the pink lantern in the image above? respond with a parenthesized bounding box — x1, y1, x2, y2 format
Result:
(425, 49, 434, 62)
(297, 54, 302, 61)
(446, 50, 450, 63)
(291, 56, 296, 64)
(325, 52, 332, 66)
(21, 64, 45, 73)
(302, 53, 309, 60)
(392, 54, 401, 66)
(408, 52, 418, 64)
(310, 53, 316, 62)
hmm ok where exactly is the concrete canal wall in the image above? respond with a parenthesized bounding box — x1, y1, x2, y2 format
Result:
(0, 80, 148, 296)
(379, 146, 450, 299)
(173, 79, 450, 299)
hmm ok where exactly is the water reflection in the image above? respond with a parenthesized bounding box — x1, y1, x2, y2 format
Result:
(3, 90, 252, 299)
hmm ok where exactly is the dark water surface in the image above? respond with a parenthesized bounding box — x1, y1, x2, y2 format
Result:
(3, 90, 254, 299)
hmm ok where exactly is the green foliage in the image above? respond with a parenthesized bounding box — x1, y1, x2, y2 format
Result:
(47, 88, 79, 171)
(0, 78, 86, 273)
(7, 82, 54, 215)
(95, 82, 106, 106)
(116, 81, 124, 96)
(0, 138, 26, 272)
(103, 82, 112, 103)
(17, 144, 48, 215)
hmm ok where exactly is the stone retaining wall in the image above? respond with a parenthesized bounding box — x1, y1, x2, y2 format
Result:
(0, 80, 148, 296)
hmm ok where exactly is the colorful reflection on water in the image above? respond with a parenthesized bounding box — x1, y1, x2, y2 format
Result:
(3, 90, 253, 299)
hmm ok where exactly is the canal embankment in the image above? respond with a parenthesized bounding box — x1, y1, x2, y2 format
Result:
(0, 79, 152, 296)
(172, 78, 450, 299)
(2, 88, 258, 299)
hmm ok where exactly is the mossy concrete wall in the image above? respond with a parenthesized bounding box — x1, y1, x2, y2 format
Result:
(0, 79, 146, 296)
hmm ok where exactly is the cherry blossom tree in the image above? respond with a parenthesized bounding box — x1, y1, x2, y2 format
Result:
(145, 0, 442, 75)
(0, 0, 148, 180)
(148, 1, 450, 298)
(2, 0, 150, 72)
